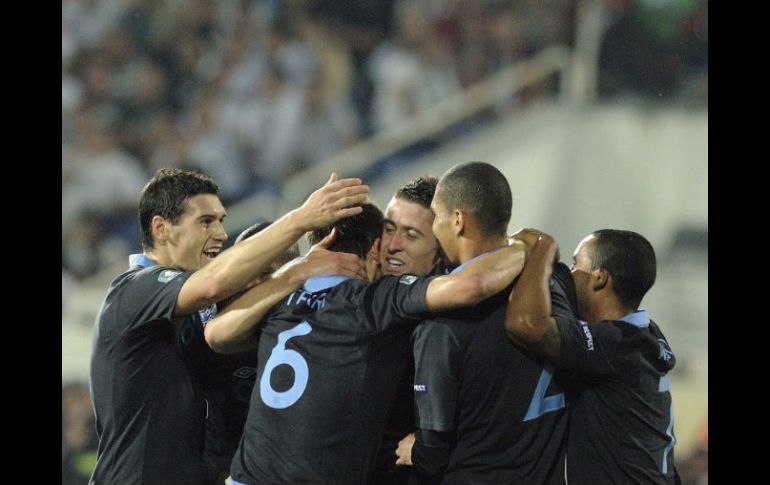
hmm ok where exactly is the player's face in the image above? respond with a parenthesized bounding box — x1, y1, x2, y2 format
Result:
(430, 190, 458, 266)
(570, 234, 597, 321)
(380, 197, 440, 276)
(166, 194, 228, 271)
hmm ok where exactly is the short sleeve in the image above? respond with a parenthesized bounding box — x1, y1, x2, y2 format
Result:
(550, 262, 578, 325)
(556, 317, 623, 379)
(358, 274, 435, 333)
(116, 266, 194, 330)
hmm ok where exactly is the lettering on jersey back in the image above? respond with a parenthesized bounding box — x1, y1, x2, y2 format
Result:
(286, 289, 327, 310)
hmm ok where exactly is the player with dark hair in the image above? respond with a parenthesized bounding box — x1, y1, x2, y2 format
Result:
(234, 221, 301, 289)
(396, 161, 568, 484)
(201, 220, 316, 482)
(89, 168, 368, 484)
(504, 228, 680, 484)
(379, 176, 442, 278)
(374, 175, 442, 485)
(207, 201, 532, 484)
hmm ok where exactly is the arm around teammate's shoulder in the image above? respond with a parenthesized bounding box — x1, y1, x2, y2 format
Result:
(504, 230, 562, 359)
(205, 230, 365, 353)
(424, 240, 529, 312)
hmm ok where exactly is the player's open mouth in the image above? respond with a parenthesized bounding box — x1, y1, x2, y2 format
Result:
(203, 248, 221, 259)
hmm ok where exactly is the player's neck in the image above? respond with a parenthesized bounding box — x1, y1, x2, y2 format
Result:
(590, 297, 632, 323)
(144, 249, 170, 268)
(457, 235, 508, 264)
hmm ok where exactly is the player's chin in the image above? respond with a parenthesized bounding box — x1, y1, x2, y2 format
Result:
(382, 266, 405, 276)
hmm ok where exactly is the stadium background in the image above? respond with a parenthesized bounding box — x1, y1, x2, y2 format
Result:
(62, 0, 708, 483)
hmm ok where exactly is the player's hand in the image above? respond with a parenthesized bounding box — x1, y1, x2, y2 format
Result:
(509, 228, 541, 248)
(510, 228, 560, 261)
(287, 229, 366, 284)
(395, 433, 415, 466)
(296, 173, 369, 230)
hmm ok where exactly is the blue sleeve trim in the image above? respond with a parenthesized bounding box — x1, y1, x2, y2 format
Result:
(662, 400, 676, 473)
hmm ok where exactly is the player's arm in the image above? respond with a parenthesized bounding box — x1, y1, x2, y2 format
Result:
(504, 229, 562, 359)
(176, 173, 368, 315)
(423, 240, 530, 311)
(205, 230, 365, 353)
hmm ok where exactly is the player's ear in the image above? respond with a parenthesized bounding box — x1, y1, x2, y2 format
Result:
(453, 209, 465, 236)
(592, 267, 609, 292)
(152, 215, 169, 245)
(368, 237, 381, 263)
(366, 237, 382, 281)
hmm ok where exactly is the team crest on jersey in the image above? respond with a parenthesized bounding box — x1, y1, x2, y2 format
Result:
(399, 274, 418, 285)
(158, 269, 182, 283)
(198, 304, 218, 328)
(657, 339, 673, 362)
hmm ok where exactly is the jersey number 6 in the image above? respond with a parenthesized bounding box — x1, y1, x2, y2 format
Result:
(260, 322, 312, 409)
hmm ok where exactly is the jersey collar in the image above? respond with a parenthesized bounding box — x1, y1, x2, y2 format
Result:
(449, 247, 503, 274)
(618, 309, 650, 328)
(303, 275, 350, 292)
(128, 253, 156, 269)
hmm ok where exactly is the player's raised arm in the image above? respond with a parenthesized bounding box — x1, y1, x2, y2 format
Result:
(177, 174, 369, 315)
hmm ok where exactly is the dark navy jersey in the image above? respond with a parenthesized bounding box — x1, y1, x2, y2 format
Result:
(89, 264, 209, 485)
(199, 302, 261, 483)
(230, 273, 434, 485)
(411, 286, 569, 485)
(372, 355, 432, 485)
(551, 263, 679, 485)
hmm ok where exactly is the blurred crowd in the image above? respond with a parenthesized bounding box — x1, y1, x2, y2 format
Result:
(62, 383, 98, 484)
(62, 0, 574, 284)
(61, 0, 706, 286)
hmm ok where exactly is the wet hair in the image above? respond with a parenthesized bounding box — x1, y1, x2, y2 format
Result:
(395, 176, 438, 210)
(436, 162, 511, 237)
(588, 229, 657, 309)
(139, 168, 219, 250)
(307, 203, 384, 259)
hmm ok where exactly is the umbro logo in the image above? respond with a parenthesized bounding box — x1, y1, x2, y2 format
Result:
(233, 367, 257, 379)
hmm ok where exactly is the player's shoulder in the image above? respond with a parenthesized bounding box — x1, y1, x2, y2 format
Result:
(415, 311, 479, 339)
(372, 273, 426, 288)
(117, 265, 188, 285)
(351, 273, 429, 299)
(106, 266, 190, 305)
